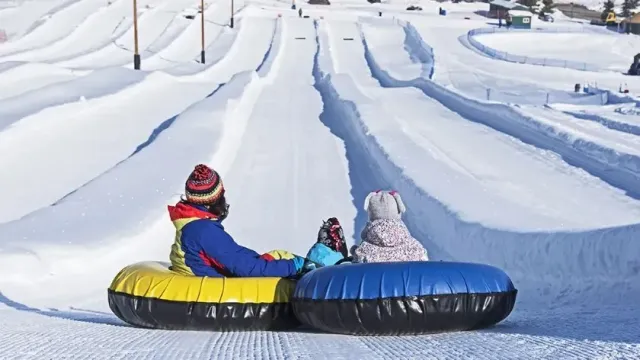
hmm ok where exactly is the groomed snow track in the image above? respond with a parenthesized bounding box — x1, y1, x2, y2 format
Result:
(0, 3, 640, 359)
(369, 19, 640, 201)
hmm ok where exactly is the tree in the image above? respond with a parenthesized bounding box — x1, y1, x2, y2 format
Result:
(621, 0, 637, 17)
(541, 0, 555, 13)
(601, 0, 615, 20)
(517, 0, 537, 9)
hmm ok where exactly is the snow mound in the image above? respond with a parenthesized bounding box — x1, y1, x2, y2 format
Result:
(467, 27, 612, 72)
(313, 23, 640, 304)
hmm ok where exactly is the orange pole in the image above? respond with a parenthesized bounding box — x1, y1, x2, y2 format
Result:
(133, 0, 140, 69)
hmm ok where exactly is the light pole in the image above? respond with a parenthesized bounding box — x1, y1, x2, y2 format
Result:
(133, 0, 140, 69)
(230, 0, 234, 28)
(570, 2, 575, 18)
(200, 0, 205, 63)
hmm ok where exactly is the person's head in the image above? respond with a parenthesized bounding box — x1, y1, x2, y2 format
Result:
(184, 164, 230, 220)
(363, 190, 406, 221)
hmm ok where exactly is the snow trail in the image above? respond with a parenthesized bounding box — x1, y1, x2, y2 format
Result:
(0, 62, 84, 100)
(361, 20, 640, 201)
(221, 17, 355, 254)
(0, 16, 275, 223)
(0, 0, 108, 56)
(0, 1, 640, 358)
(0, 0, 73, 40)
(327, 20, 640, 232)
(55, 0, 201, 70)
(0, 0, 161, 63)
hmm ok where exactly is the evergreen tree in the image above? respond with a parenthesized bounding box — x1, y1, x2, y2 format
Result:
(517, 0, 537, 9)
(622, 0, 638, 16)
(622, 0, 633, 17)
(541, 0, 555, 13)
(601, 0, 615, 20)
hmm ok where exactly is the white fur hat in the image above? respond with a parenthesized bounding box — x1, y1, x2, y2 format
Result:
(363, 190, 406, 220)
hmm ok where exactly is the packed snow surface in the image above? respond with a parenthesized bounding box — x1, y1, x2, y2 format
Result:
(0, 0, 639, 359)
(473, 32, 639, 72)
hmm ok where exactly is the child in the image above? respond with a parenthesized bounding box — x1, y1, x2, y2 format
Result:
(351, 190, 428, 263)
(168, 164, 310, 277)
(306, 217, 350, 267)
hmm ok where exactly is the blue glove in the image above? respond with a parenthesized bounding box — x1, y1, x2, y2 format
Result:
(306, 243, 346, 267)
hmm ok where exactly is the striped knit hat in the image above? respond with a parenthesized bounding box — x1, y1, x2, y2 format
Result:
(185, 164, 224, 205)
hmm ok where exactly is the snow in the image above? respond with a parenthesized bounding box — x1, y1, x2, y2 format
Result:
(327, 21, 640, 232)
(473, 32, 639, 72)
(1, 0, 640, 358)
(551, 102, 640, 136)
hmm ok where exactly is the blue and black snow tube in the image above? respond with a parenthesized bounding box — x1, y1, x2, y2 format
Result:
(292, 261, 517, 335)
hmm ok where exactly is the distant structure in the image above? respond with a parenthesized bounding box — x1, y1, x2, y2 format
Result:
(621, 13, 640, 35)
(487, 0, 528, 18)
(555, 3, 601, 22)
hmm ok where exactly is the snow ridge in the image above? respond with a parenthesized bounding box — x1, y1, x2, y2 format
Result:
(466, 27, 603, 72)
(314, 20, 640, 303)
(370, 22, 640, 200)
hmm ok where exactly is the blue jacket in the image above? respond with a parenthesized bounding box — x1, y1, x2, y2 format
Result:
(168, 202, 298, 278)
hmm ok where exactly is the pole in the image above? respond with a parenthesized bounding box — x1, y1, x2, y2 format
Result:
(200, 0, 205, 63)
(133, 0, 140, 69)
(570, 2, 574, 18)
(230, 0, 234, 28)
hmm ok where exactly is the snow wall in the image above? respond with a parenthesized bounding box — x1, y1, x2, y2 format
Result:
(314, 19, 640, 299)
(467, 27, 603, 72)
(0, 18, 284, 278)
(393, 21, 640, 201)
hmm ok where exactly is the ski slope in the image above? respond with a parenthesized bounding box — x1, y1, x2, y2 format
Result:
(1, 0, 639, 359)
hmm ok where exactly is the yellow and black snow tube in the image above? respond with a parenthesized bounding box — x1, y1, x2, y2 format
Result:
(107, 260, 299, 331)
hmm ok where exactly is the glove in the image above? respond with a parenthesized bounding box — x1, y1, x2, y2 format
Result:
(306, 242, 345, 267)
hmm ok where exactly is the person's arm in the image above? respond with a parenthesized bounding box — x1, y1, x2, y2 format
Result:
(186, 222, 297, 277)
(235, 244, 261, 258)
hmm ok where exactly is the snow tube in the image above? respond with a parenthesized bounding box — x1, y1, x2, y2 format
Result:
(292, 261, 517, 335)
(107, 261, 300, 331)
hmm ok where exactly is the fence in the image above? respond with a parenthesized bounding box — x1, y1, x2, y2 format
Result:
(467, 27, 602, 72)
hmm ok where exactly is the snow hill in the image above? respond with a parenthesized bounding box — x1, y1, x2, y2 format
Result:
(0, 0, 639, 358)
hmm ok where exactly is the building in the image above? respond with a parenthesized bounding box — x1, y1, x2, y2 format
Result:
(509, 10, 533, 29)
(622, 13, 640, 34)
(488, 0, 529, 18)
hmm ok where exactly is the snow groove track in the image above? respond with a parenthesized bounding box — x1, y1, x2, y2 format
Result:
(321, 18, 640, 285)
(1, 15, 636, 360)
(0, 16, 277, 224)
(0, 0, 108, 57)
(221, 17, 355, 254)
(0, 15, 280, 276)
(138, 0, 235, 70)
(0, 63, 83, 100)
(311, 19, 640, 358)
(563, 110, 640, 136)
(0, 0, 73, 41)
(0, 0, 160, 63)
(0, 67, 147, 132)
(322, 20, 640, 230)
(362, 20, 640, 201)
(54, 0, 200, 69)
